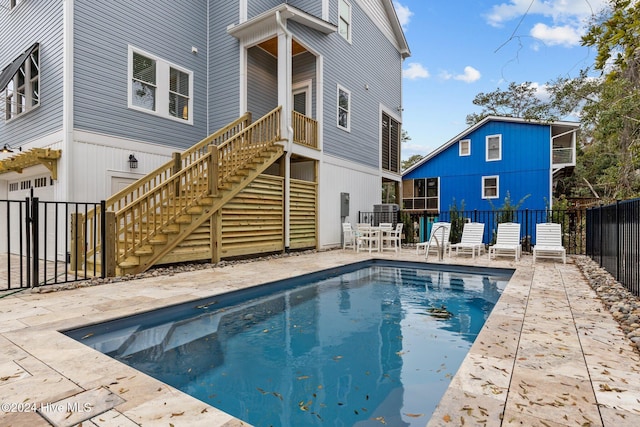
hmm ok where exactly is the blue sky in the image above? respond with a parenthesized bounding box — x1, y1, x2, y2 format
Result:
(393, 0, 608, 161)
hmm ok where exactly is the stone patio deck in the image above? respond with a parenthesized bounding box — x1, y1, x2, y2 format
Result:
(1, 249, 639, 426)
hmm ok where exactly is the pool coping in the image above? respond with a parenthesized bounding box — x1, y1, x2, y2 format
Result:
(1, 250, 639, 426)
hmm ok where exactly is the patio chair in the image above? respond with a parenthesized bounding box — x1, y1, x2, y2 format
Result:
(422, 222, 452, 259)
(342, 223, 356, 250)
(450, 222, 485, 258)
(488, 222, 521, 261)
(356, 225, 380, 253)
(382, 223, 403, 252)
(533, 223, 566, 263)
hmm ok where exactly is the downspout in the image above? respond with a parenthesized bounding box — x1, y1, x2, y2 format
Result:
(276, 10, 294, 253)
(62, 0, 74, 202)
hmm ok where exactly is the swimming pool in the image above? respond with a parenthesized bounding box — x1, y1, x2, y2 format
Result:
(65, 260, 512, 427)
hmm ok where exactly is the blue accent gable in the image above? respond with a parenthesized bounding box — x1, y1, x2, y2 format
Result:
(405, 120, 553, 212)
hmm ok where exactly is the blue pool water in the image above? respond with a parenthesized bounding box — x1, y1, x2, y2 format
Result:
(65, 260, 512, 427)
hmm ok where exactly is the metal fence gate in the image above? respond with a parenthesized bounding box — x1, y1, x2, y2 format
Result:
(1, 191, 103, 290)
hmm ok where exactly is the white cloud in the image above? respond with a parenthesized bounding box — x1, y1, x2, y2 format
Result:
(455, 66, 481, 83)
(403, 62, 430, 79)
(393, 2, 413, 30)
(441, 66, 481, 83)
(530, 23, 582, 47)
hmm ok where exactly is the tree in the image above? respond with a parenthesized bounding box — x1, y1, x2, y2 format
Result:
(466, 82, 558, 125)
(577, 0, 640, 199)
(402, 154, 423, 171)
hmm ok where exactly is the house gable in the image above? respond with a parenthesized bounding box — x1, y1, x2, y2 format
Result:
(403, 117, 578, 213)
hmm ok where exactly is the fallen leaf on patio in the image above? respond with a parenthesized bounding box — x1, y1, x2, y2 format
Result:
(443, 414, 451, 422)
(170, 412, 184, 417)
(404, 413, 424, 418)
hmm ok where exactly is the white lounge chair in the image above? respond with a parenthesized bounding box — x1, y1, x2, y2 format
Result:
(450, 222, 485, 258)
(488, 222, 521, 261)
(533, 223, 566, 263)
(382, 223, 403, 252)
(342, 223, 356, 250)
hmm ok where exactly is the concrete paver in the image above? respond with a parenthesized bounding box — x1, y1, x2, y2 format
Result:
(0, 250, 638, 426)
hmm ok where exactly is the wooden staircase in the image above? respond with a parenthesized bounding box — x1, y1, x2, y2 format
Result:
(82, 107, 284, 276)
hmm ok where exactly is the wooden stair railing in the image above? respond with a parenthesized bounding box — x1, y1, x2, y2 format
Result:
(83, 113, 252, 263)
(113, 106, 282, 273)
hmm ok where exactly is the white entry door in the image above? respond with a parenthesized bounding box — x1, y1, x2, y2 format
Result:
(111, 176, 138, 195)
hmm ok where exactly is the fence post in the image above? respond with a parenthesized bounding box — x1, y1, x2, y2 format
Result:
(103, 209, 117, 278)
(30, 195, 39, 288)
(70, 213, 86, 273)
(599, 204, 603, 267)
(616, 200, 620, 282)
(525, 209, 529, 251)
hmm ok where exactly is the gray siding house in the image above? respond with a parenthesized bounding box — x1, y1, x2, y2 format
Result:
(0, 0, 409, 252)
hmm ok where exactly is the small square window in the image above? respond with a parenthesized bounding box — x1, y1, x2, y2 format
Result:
(459, 139, 470, 156)
(486, 135, 501, 161)
(482, 176, 499, 199)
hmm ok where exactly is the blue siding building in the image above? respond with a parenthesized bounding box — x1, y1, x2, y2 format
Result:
(402, 115, 578, 218)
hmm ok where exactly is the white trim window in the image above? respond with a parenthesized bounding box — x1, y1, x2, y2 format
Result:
(338, 0, 352, 42)
(486, 134, 502, 161)
(128, 46, 193, 124)
(459, 139, 470, 156)
(337, 85, 350, 131)
(4, 46, 40, 120)
(482, 175, 499, 199)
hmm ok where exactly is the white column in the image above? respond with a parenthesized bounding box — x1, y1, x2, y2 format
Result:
(277, 13, 293, 250)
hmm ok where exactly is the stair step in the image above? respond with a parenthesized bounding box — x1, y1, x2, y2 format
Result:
(162, 224, 180, 234)
(134, 245, 154, 256)
(175, 214, 193, 224)
(149, 235, 168, 244)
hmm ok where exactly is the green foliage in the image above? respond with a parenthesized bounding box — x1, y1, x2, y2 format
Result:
(448, 198, 466, 244)
(400, 211, 415, 244)
(465, 82, 559, 126)
(401, 154, 423, 171)
(489, 192, 530, 223)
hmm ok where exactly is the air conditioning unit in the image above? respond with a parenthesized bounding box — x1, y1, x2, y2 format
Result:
(373, 204, 399, 213)
(373, 204, 399, 226)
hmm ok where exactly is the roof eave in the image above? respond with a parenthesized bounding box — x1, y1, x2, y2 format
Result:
(227, 4, 336, 39)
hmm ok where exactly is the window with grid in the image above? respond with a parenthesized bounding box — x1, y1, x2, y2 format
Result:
(4, 46, 40, 120)
(338, 0, 351, 42)
(402, 178, 439, 210)
(486, 135, 501, 161)
(129, 47, 193, 123)
(459, 139, 470, 156)
(337, 85, 350, 131)
(482, 176, 499, 199)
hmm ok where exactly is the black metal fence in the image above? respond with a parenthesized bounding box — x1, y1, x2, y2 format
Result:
(1, 192, 104, 290)
(360, 208, 587, 254)
(586, 199, 640, 296)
